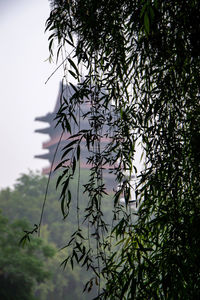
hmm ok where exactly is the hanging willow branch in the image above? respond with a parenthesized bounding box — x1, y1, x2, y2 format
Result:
(46, 0, 200, 299)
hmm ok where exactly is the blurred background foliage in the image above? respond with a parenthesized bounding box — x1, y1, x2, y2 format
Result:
(0, 170, 113, 300)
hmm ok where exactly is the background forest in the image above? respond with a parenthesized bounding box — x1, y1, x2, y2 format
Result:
(0, 171, 112, 300)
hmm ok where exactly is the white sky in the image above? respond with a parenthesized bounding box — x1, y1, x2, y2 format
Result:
(0, 0, 63, 189)
(0, 0, 144, 189)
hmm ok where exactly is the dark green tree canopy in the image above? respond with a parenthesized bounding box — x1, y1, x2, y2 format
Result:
(43, 0, 200, 299)
(0, 212, 55, 300)
(0, 172, 114, 300)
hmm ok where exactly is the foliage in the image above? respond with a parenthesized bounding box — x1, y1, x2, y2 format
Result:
(0, 212, 54, 300)
(44, 0, 200, 299)
(0, 171, 112, 299)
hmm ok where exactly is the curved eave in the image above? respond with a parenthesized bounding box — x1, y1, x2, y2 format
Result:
(35, 113, 53, 123)
(35, 153, 51, 160)
(35, 127, 52, 134)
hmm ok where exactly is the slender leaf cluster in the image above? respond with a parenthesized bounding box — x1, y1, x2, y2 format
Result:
(46, 0, 200, 299)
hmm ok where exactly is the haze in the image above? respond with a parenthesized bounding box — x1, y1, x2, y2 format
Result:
(0, 0, 62, 188)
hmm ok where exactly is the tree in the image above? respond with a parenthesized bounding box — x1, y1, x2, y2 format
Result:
(0, 171, 113, 299)
(43, 1, 200, 299)
(0, 212, 55, 300)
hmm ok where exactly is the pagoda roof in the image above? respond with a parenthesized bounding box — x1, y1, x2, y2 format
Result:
(35, 82, 114, 181)
(35, 113, 53, 123)
(35, 127, 52, 134)
(34, 153, 51, 160)
(42, 132, 69, 149)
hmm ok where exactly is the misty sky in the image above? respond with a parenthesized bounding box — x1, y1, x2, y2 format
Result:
(0, 0, 63, 188)
(0, 0, 144, 189)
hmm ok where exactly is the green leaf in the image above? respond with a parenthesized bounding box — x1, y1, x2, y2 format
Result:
(68, 58, 79, 77)
(61, 147, 74, 160)
(62, 139, 79, 150)
(77, 144, 80, 160)
(144, 12, 150, 35)
(69, 69, 78, 79)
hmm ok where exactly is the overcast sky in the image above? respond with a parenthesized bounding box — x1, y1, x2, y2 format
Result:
(0, 0, 63, 189)
(0, 0, 144, 190)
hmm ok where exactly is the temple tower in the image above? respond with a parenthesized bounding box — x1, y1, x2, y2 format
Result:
(35, 83, 115, 189)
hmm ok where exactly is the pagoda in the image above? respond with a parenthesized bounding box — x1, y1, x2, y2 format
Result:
(35, 83, 115, 188)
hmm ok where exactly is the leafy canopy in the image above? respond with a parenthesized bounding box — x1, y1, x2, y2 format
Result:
(0, 171, 113, 300)
(44, 0, 200, 299)
(0, 212, 55, 300)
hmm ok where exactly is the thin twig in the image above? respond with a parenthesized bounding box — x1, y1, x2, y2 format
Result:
(38, 130, 65, 236)
(45, 49, 75, 84)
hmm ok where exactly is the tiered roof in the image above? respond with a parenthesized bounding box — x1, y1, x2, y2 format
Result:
(35, 83, 115, 189)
